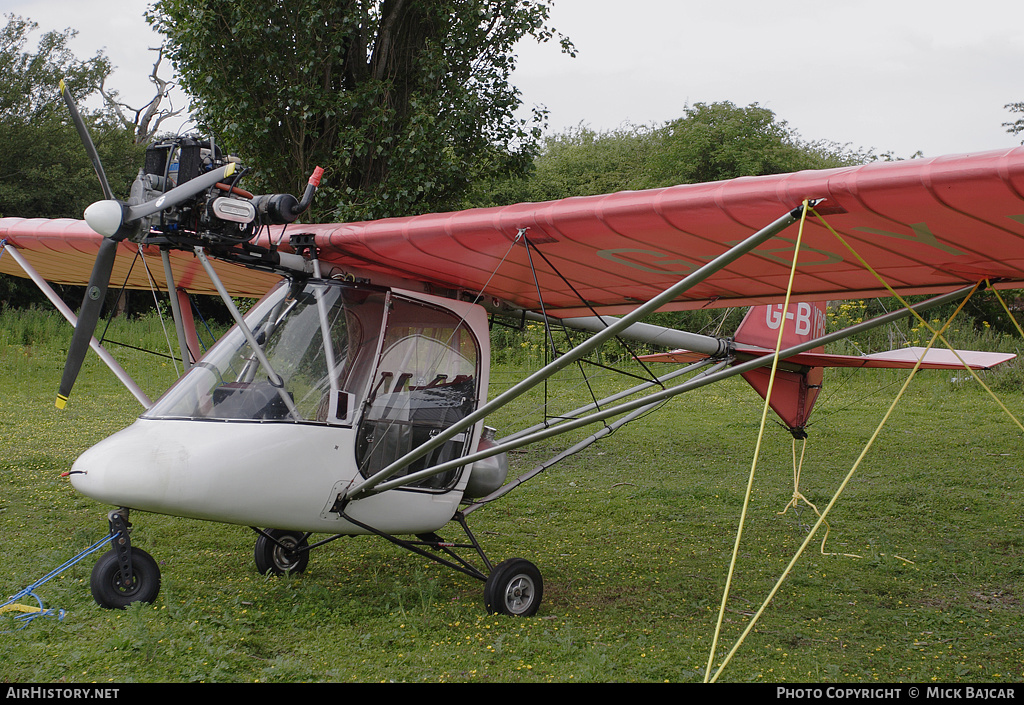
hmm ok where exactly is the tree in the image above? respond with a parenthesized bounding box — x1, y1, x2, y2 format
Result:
(640, 102, 870, 189)
(466, 102, 872, 207)
(1004, 102, 1024, 142)
(99, 45, 186, 145)
(500, 123, 661, 203)
(148, 0, 573, 222)
(0, 15, 144, 310)
(0, 15, 143, 220)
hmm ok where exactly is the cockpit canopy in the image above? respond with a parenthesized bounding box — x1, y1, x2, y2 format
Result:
(145, 278, 486, 489)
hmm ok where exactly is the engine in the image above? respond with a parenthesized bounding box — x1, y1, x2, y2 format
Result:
(138, 135, 322, 249)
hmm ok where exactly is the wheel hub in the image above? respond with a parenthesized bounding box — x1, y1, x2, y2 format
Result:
(504, 575, 535, 613)
(273, 539, 300, 570)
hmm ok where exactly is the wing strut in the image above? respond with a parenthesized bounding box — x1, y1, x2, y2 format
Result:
(462, 357, 731, 516)
(519, 231, 674, 416)
(0, 242, 151, 408)
(350, 283, 983, 497)
(342, 205, 809, 501)
(160, 249, 195, 371)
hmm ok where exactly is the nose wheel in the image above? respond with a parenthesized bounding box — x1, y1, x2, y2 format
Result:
(484, 558, 543, 616)
(90, 509, 161, 609)
(90, 547, 161, 609)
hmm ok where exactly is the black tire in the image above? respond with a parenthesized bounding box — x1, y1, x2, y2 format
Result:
(90, 548, 161, 609)
(484, 558, 543, 616)
(254, 529, 310, 575)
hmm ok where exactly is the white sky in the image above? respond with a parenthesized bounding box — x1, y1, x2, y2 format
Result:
(3, 0, 1023, 159)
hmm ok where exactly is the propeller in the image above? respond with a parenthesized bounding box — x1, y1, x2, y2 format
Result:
(56, 80, 237, 409)
(56, 79, 119, 410)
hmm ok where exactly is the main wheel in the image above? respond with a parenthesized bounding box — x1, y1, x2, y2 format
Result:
(254, 529, 310, 575)
(484, 558, 543, 616)
(90, 548, 161, 609)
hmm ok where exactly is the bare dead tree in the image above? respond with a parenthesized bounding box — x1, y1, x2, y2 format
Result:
(100, 45, 185, 144)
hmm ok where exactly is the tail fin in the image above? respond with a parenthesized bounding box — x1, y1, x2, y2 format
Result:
(734, 301, 828, 352)
(736, 302, 828, 438)
(641, 300, 1015, 437)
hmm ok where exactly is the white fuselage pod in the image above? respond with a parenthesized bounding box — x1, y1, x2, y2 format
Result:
(69, 279, 491, 536)
(68, 419, 468, 534)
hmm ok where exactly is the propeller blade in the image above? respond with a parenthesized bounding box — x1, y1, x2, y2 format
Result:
(56, 237, 119, 409)
(125, 164, 237, 222)
(59, 79, 114, 201)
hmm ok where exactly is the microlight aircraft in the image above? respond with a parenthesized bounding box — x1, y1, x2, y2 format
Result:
(1, 83, 1022, 618)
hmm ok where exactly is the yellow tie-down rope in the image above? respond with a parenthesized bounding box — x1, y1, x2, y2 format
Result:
(0, 603, 45, 615)
(705, 205, 1024, 683)
(775, 212, 1024, 563)
(777, 436, 863, 560)
(991, 287, 1024, 340)
(704, 201, 811, 681)
(812, 208, 1024, 436)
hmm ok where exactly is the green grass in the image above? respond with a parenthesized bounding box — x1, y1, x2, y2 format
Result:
(1, 309, 1022, 683)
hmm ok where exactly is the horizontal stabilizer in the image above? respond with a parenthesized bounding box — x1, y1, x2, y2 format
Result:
(639, 299, 1015, 438)
(846, 347, 1016, 370)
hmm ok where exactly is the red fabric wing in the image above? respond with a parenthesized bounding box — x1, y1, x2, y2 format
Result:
(5, 148, 1024, 311)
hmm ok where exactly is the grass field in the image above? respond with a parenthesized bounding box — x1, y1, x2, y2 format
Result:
(1, 308, 1022, 683)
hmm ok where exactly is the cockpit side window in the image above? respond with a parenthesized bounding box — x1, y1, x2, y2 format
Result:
(356, 296, 480, 490)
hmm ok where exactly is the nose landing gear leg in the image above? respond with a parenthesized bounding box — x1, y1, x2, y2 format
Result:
(90, 509, 161, 609)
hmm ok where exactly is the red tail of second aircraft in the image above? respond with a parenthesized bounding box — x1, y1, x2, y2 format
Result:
(733, 302, 829, 438)
(640, 300, 1015, 438)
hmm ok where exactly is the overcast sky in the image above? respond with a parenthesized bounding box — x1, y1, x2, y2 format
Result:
(4, 0, 1023, 159)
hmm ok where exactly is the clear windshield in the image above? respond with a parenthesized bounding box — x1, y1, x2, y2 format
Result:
(145, 280, 387, 424)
